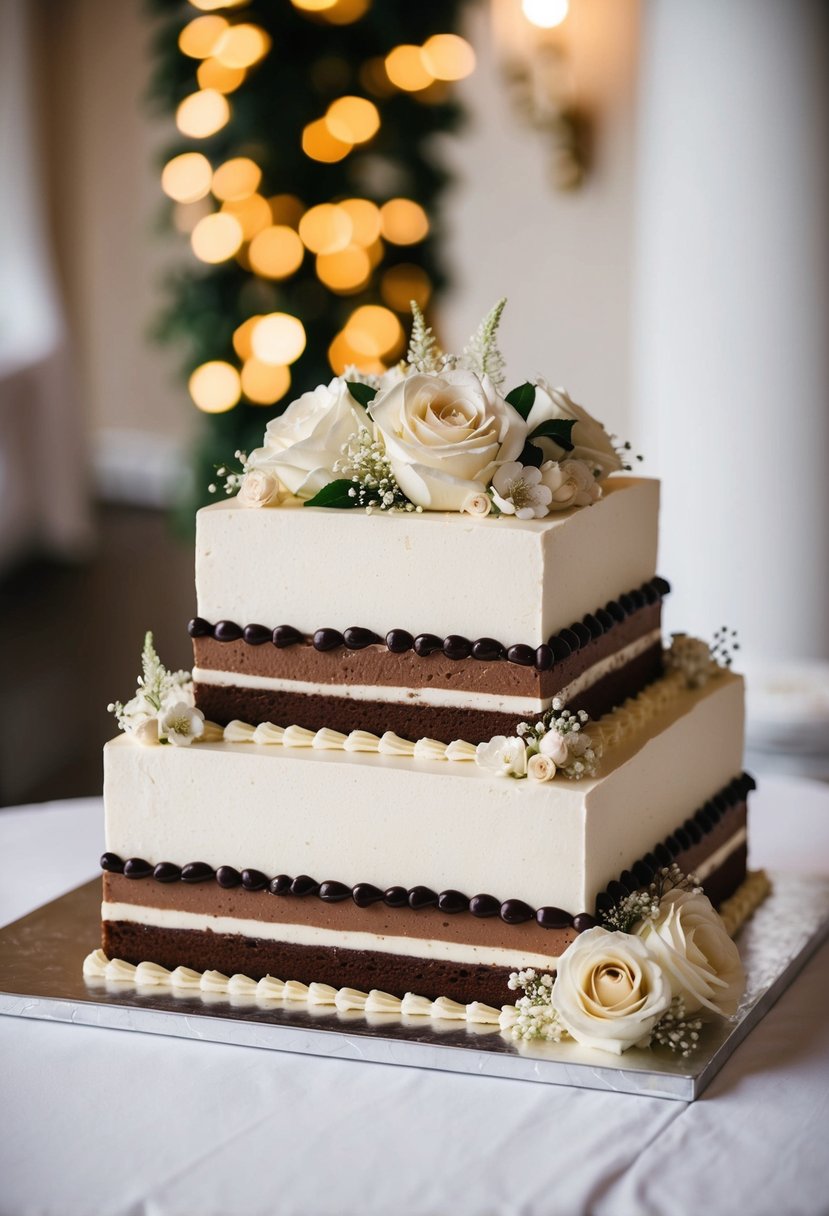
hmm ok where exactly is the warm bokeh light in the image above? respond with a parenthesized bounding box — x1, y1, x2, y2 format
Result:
(328, 331, 385, 376)
(325, 96, 380, 144)
(290, 0, 337, 11)
(213, 24, 271, 69)
(359, 57, 394, 98)
(268, 194, 305, 228)
(324, 0, 370, 23)
(241, 358, 291, 405)
(189, 361, 241, 413)
(232, 316, 262, 361)
(339, 198, 381, 246)
(301, 118, 352, 163)
(197, 57, 246, 93)
(316, 245, 371, 294)
(251, 313, 307, 365)
(379, 198, 429, 245)
(188, 0, 248, 9)
(178, 15, 227, 59)
(221, 193, 272, 240)
(522, 0, 569, 29)
(190, 212, 244, 263)
(211, 157, 261, 201)
(381, 263, 432, 311)
(249, 225, 305, 279)
(365, 236, 385, 268)
(298, 203, 353, 254)
(384, 45, 434, 92)
(421, 34, 476, 81)
(176, 89, 230, 138)
(172, 196, 213, 235)
(345, 304, 403, 358)
(161, 152, 213, 204)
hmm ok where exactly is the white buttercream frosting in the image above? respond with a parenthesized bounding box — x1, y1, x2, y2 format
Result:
(282, 725, 316, 748)
(223, 720, 257, 743)
(378, 731, 416, 757)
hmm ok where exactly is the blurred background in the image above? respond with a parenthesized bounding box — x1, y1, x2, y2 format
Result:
(1, 0, 828, 807)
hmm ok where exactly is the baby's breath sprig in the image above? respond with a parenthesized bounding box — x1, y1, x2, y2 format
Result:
(711, 626, 740, 669)
(107, 632, 191, 731)
(651, 997, 704, 1058)
(516, 699, 601, 779)
(334, 426, 421, 514)
(208, 450, 250, 497)
(507, 969, 568, 1044)
(601, 863, 702, 934)
(611, 435, 645, 473)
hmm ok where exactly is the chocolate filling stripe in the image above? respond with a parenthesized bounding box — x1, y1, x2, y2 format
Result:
(188, 576, 671, 673)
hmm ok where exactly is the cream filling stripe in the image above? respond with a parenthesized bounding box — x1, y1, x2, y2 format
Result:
(101, 902, 563, 971)
(193, 630, 662, 714)
(693, 826, 747, 883)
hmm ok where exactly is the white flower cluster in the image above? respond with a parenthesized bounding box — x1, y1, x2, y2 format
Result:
(665, 633, 716, 688)
(219, 301, 629, 519)
(108, 632, 204, 748)
(476, 700, 600, 783)
(506, 872, 745, 1056)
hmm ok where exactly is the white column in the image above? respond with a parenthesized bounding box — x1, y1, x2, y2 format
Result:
(632, 0, 829, 660)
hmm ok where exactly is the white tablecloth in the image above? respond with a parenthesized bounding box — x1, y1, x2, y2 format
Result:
(1, 777, 827, 1216)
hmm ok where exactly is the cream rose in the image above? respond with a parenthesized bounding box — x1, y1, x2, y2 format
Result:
(475, 735, 527, 778)
(635, 890, 745, 1016)
(552, 927, 672, 1054)
(371, 369, 527, 512)
(249, 378, 368, 500)
(540, 459, 602, 511)
(236, 468, 282, 509)
(527, 384, 622, 479)
(527, 753, 556, 782)
(538, 729, 569, 765)
(461, 490, 492, 517)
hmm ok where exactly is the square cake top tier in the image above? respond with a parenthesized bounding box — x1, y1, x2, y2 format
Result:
(195, 476, 659, 646)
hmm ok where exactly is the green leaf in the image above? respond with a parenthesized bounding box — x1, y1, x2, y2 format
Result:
(518, 440, 544, 468)
(346, 382, 377, 410)
(303, 479, 362, 509)
(528, 419, 576, 451)
(505, 382, 536, 420)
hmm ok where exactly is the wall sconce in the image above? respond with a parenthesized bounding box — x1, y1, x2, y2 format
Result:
(492, 0, 589, 190)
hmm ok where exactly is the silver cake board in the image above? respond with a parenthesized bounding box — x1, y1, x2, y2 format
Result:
(1, 874, 827, 1101)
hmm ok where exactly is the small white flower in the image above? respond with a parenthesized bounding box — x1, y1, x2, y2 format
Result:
(527, 753, 556, 782)
(158, 702, 205, 747)
(540, 459, 602, 511)
(133, 717, 160, 747)
(538, 730, 570, 766)
(490, 462, 552, 519)
(526, 383, 622, 479)
(475, 735, 527, 778)
(460, 490, 492, 517)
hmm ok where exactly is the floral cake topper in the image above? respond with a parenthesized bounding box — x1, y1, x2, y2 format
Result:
(108, 633, 205, 747)
(212, 301, 638, 518)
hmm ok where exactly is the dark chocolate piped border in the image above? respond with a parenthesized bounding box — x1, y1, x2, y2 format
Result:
(594, 772, 755, 917)
(188, 576, 671, 674)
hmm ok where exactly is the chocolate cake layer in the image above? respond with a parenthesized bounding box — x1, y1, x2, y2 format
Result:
(193, 601, 662, 697)
(194, 641, 664, 740)
(103, 873, 579, 955)
(102, 921, 516, 1007)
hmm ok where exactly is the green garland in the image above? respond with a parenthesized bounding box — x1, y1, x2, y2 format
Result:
(146, 0, 467, 520)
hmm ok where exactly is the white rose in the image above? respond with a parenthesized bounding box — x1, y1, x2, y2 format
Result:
(461, 490, 492, 518)
(540, 459, 601, 511)
(236, 468, 282, 509)
(475, 735, 527, 778)
(249, 378, 368, 500)
(553, 927, 672, 1054)
(635, 890, 745, 1016)
(527, 384, 622, 479)
(538, 729, 570, 765)
(527, 753, 556, 782)
(371, 369, 527, 512)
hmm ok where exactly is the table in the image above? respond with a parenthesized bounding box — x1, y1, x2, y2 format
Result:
(1, 776, 828, 1216)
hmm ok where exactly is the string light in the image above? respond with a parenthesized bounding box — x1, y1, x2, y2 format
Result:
(384, 45, 434, 92)
(323, 0, 370, 23)
(290, 0, 337, 11)
(379, 198, 429, 244)
(189, 361, 241, 412)
(249, 225, 305, 279)
(269, 194, 305, 227)
(241, 359, 291, 404)
(328, 331, 385, 376)
(344, 304, 403, 358)
(339, 198, 381, 246)
(213, 24, 271, 69)
(176, 89, 230, 138)
(302, 118, 352, 163)
(421, 34, 476, 81)
(220, 193, 272, 240)
(161, 152, 213, 204)
(233, 316, 262, 361)
(196, 58, 246, 93)
(188, 0, 247, 9)
(190, 212, 244, 263)
(381, 263, 432, 311)
(522, 0, 569, 29)
(251, 313, 307, 364)
(211, 157, 261, 201)
(325, 96, 380, 144)
(179, 16, 228, 59)
(298, 203, 353, 254)
(316, 245, 371, 293)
